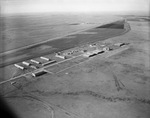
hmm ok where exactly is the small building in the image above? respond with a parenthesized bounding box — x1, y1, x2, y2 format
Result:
(83, 49, 105, 57)
(83, 52, 97, 57)
(42, 60, 56, 66)
(83, 52, 91, 57)
(32, 70, 47, 77)
(102, 47, 111, 51)
(22, 61, 31, 66)
(34, 57, 49, 64)
(55, 53, 66, 59)
(27, 60, 41, 69)
(30, 59, 41, 64)
(40, 56, 51, 61)
(14, 64, 25, 70)
(89, 43, 96, 47)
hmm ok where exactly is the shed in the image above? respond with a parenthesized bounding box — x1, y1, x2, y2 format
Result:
(14, 64, 25, 70)
(32, 70, 47, 77)
(30, 59, 41, 64)
(42, 60, 56, 66)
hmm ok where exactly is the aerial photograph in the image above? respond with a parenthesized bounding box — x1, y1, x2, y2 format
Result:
(0, 0, 150, 118)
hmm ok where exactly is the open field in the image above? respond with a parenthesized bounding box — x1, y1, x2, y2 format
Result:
(0, 13, 122, 53)
(0, 14, 150, 118)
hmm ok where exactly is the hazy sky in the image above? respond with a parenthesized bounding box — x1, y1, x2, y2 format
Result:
(1, 0, 149, 14)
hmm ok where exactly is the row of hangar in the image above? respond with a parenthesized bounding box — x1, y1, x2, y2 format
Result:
(14, 47, 105, 71)
(14, 53, 67, 70)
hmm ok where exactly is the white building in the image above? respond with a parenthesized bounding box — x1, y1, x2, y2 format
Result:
(14, 64, 25, 70)
(103, 47, 110, 51)
(40, 56, 50, 61)
(30, 59, 41, 64)
(55, 53, 66, 59)
(22, 61, 31, 66)
(32, 70, 47, 77)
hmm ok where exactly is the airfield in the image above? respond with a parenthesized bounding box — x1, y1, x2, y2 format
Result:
(0, 14, 150, 118)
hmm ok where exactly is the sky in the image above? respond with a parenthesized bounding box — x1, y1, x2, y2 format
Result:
(1, 0, 149, 14)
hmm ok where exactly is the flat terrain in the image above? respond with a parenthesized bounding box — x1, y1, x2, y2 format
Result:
(1, 15, 150, 118)
(0, 13, 121, 53)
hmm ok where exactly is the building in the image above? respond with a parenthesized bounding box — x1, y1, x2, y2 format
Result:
(30, 59, 41, 64)
(14, 64, 25, 70)
(32, 70, 47, 77)
(83, 51, 97, 57)
(55, 53, 66, 59)
(83, 49, 105, 57)
(42, 60, 56, 66)
(102, 47, 111, 51)
(22, 61, 31, 66)
(89, 43, 96, 47)
(40, 56, 51, 61)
